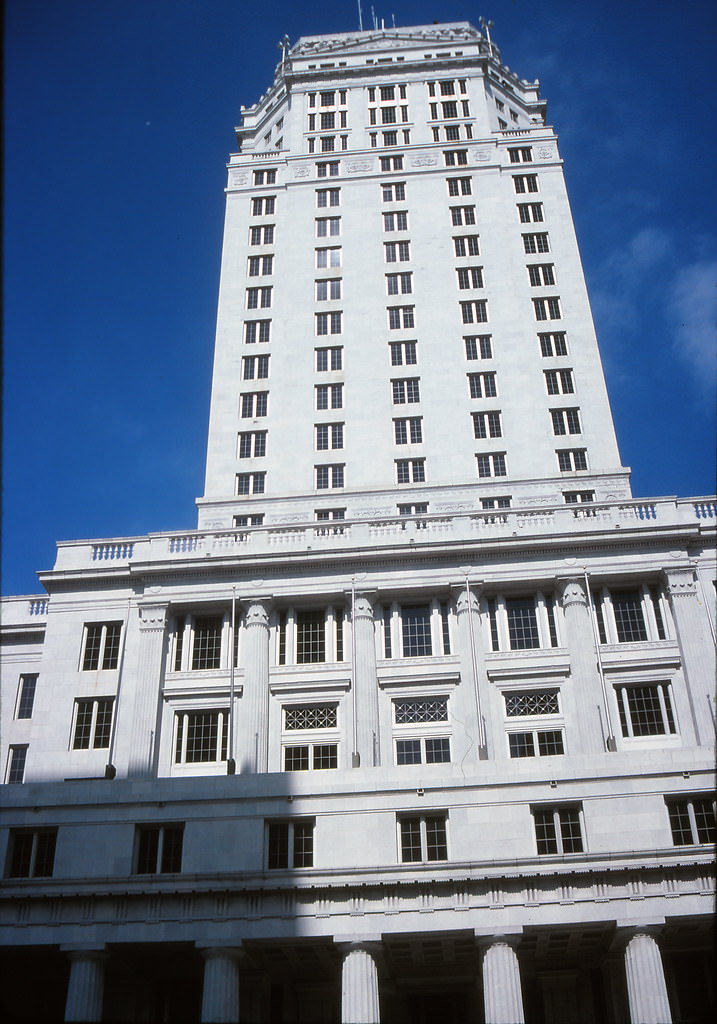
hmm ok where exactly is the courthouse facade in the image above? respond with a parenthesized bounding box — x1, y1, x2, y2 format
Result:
(1, 22, 715, 1024)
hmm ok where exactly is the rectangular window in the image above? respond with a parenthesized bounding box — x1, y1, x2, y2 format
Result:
(508, 730, 564, 758)
(472, 411, 502, 438)
(316, 217, 341, 237)
(315, 423, 344, 450)
(251, 196, 276, 216)
(381, 106, 397, 124)
(236, 472, 266, 495)
(454, 235, 480, 257)
(240, 392, 268, 418)
(315, 346, 343, 371)
(267, 820, 314, 868)
(616, 683, 676, 737)
(315, 383, 343, 409)
(382, 181, 406, 202)
(392, 378, 420, 404)
(384, 241, 411, 263)
(383, 211, 409, 231)
(6, 745, 28, 784)
(174, 710, 228, 764)
(476, 453, 507, 478)
(533, 296, 561, 321)
(253, 169, 277, 185)
(513, 174, 539, 193)
(468, 372, 497, 398)
(465, 335, 493, 360)
(246, 286, 272, 310)
(389, 341, 417, 365)
(16, 675, 38, 719)
(244, 320, 271, 344)
(315, 278, 342, 301)
(505, 690, 560, 717)
(396, 737, 450, 764)
(394, 696, 448, 723)
(539, 332, 568, 357)
(557, 448, 588, 471)
(296, 610, 326, 662)
(250, 225, 274, 246)
(82, 622, 122, 671)
(135, 824, 184, 874)
(528, 264, 556, 286)
(394, 417, 423, 444)
(544, 369, 574, 394)
(457, 267, 484, 289)
(238, 431, 267, 458)
(316, 188, 340, 208)
(505, 598, 540, 649)
(316, 246, 342, 268)
(242, 355, 270, 380)
(523, 232, 550, 254)
(551, 408, 581, 435)
(72, 697, 114, 749)
(508, 146, 533, 163)
(5, 829, 57, 878)
(315, 311, 343, 336)
(386, 272, 413, 295)
(450, 206, 476, 226)
(533, 806, 583, 854)
(388, 306, 415, 329)
(285, 703, 338, 730)
(315, 464, 345, 489)
(518, 203, 544, 223)
(447, 176, 472, 196)
(316, 161, 340, 177)
(396, 459, 425, 484)
(398, 504, 428, 517)
(234, 514, 264, 528)
(444, 150, 468, 166)
(247, 255, 273, 277)
(461, 300, 488, 324)
(401, 604, 432, 656)
(399, 814, 448, 862)
(379, 155, 404, 171)
(666, 797, 715, 846)
(320, 136, 335, 152)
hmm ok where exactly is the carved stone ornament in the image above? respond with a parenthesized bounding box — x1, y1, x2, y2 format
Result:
(665, 568, 697, 598)
(244, 601, 270, 627)
(473, 148, 492, 162)
(293, 166, 311, 178)
(351, 595, 374, 620)
(346, 160, 372, 172)
(138, 604, 168, 632)
(410, 156, 438, 168)
(230, 172, 249, 188)
(558, 578, 588, 608)
(456, 589, 479, 615)
(537, 146, 554, 160)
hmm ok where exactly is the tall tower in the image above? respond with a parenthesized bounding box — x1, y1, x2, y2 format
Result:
(1, 23, 714, 1024)
(199, 22, 629, 532)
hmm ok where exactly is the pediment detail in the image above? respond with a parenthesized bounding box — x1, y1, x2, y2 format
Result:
(291, 25, 481, 57)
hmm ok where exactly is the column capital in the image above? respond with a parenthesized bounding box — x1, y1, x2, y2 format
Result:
(61, 945, 108, 960)
(663, 565, 697, 598)
(611, 920, 665, 951)
(347, 592, 376, 621)
(197, 944, 245, 963)
(335, 938, 383, 958)
(242, 599, 271, 627)
(556, 576, 589, 608)
(138, 602, 169, 632)
(475, 931, 523, 952)
(456, 586, 480, 615)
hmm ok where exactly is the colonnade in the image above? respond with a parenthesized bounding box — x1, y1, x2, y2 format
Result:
(62, 929, 675, 1022)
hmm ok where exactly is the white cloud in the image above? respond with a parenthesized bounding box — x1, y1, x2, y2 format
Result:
(668, 259, 717, 389)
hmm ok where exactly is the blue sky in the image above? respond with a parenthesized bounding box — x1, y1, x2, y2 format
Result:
(4, 0, 716, 596)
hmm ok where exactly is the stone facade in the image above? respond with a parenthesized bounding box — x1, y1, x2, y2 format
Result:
(1, 23, 715, 1024)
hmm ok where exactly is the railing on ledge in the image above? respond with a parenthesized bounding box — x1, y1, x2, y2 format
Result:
(28, 598, 49, 615)
(49, 496, 715, 573)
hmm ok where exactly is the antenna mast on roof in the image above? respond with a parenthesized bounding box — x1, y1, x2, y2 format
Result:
(479, 16, 495, 55)
(357, 0, 363, 31)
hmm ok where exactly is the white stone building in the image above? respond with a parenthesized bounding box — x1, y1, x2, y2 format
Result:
(1, 22, 715, 1024)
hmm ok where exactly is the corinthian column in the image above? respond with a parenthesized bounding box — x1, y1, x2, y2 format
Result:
(127, 603, 168, 777)
(63, 948, 106, 1022)
(557, 577, 611, 753)
(482, 939, 525, 1024)
(624, 931, 672, 1024)
(350, 594, 379, 767)
(340, 944, 380, 1024)
(239, 600, 270, 773)
(200, 947, 242, 1024)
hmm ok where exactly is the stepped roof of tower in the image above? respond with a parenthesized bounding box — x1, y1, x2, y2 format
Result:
(289, 22, 482, 56)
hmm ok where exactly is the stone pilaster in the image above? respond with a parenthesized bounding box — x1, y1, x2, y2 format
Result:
(558, 577, 613, 753)
(238, 600, 270, 773)
(455, 585, 488, 758)
(624, 931, 672, 1024)
(127, 603, 168, 777)
(63, 948, 106, 1022)
(340, 944, 380, 1024)
(664, 566, 716, 746)
(350, 594, 380, 767)
(482, 939, 525, 1024)
(200, 947, 242, 1024)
